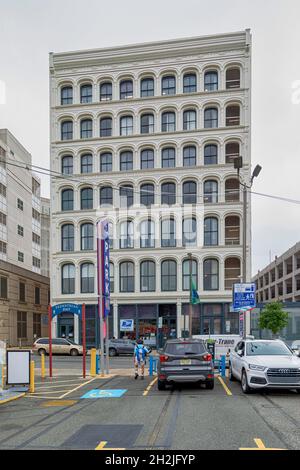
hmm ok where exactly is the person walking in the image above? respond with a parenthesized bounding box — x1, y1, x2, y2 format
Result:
(134, 339, 149, 380)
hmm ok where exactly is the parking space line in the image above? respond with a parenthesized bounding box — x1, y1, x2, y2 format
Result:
(217, 376, 233, 396)
(143, 377, 158, 396)
(59, 376, 97, 399)
(240, 438, 286, 451)
(34, 383, 84, 390)
(95, 440, 125, 451)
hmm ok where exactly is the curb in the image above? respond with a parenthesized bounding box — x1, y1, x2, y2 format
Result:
(0, 392, 26, 405)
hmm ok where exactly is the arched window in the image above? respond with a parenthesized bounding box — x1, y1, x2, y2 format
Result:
(120, 80, 133, 99)
(161, 182, 176, 205)
(80, 263, 94, 293)
(140, 184, 154, 207)
(225, 178, 240, 202)
(204, 108, 218, 128)
(226, 105, 240, 126)
(120, 116, 133, 136)
(80, 223, 94, 250)
(61, 121, 73, 140)
(204, 144, 218, 165)
(61, 86, 73, 105)
(183, 73, 197, 93)
(204, 180, 218, 204)
(61, 155, 73, 175)
(225, 142, 240, 164)
(204, 217, 218, 246)
(61, 188, 74, 211)
(108, 221, 114, 249)
(140, 113, 154, 134)
(119, 261, 134, 292)
(161, 112, 176, 132)
(120, 220, 134, 249)
(140, 219, 155, 248)
(80, 119, 93, 139)
(203, 259, 219, 290)
(204, 71, 218, 91)
(100, 152, 112, 172)
(226, 68, 240, 89)
(183, 110, 197, 130)
(80, 84, 92, 103)
(100, 82, 112, 101)
(161, 260, 177, 291)
(109, 262, 114, 293)
(61, 224, 74, 251)
(225, 258, 241, 289)
(140, 260, 156, 292)
(119, 185, 133, 208)
(81, 154, 93, 173)
(162, 147, 175, 168)
(61, 263, 75, 294)
(225, 216, 240, 245)
(161, 218, 176, 247)
(183, 146, 196, 167)
(182, 217, 197, 247)
(100, 186, 113, 206)
(141, 149, 154, 169)
(140, 78, 154, 97)
(80, 187, 93, 210)
(183, 181, 197, 204)
(100, 117, 112, 137)
(120, 150, 133, 171)
(162, 75, 176, 95)
(182, 259, 198, 291)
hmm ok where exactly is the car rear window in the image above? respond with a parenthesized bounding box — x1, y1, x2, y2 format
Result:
(36, 339, 49, 345)
(165, 342, 205, 355)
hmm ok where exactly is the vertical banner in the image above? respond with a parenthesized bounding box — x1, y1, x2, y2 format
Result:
(97, 220, 110, 375)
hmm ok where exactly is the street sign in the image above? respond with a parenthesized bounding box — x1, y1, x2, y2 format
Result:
(52, 303, 82, 317)
(81, 389, 127, 399)
(233, 283, 256, 310)
(120, 319, 134, 332)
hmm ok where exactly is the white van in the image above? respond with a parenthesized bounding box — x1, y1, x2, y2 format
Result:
(192, 334, 254, 361)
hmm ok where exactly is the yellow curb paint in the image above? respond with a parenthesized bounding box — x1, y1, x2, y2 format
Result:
(0, 392, 25, 405)
(217, 376, 232, 396)
(42, 400, 77, 407)
(95, 441, 125, 451)
(143, 377, 158, 396)
(240, 438, 286, 451)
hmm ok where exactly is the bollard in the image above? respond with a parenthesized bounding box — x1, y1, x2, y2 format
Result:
(220, 355, 226, 378)
(41, 353, 45, 379)
(90, 348, 96, 377)
(30, 360, 35, 393)
(153, 358, 158, 374)
(96, 354, 100, 375)
(149, 356, 153, 376)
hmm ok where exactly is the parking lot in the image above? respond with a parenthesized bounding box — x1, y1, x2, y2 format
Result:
(1, 363, 300, 450)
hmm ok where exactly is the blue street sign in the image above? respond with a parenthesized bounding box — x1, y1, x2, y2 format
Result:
(52, 303, 82, 317)
(233, 283, 256, 310)
(120, 319, 134, 332)
(81, 389, 127, 399)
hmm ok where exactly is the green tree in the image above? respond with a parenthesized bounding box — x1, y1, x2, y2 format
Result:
(258, 302, 289, 337)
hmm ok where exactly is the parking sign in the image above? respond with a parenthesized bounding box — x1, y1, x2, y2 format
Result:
(233, 283, 256, 310)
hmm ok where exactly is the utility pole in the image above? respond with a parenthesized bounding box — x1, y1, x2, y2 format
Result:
(188, 252, 193, 337)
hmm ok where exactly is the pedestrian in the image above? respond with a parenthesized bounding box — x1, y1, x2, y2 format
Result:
(134, 339, 149, 380)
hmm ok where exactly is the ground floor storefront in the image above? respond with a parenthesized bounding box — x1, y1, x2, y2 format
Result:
(53, 301, 240, 349)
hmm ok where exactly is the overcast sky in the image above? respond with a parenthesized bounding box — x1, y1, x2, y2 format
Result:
(0, 0, 300, 275)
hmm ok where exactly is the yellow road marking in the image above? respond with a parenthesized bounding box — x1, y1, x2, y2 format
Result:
(59, 376, 97, 399)
(217, 376, 232, 396)
(34, 383, 84, 390)
(95, 441, 125, 451)
(42, 400, 77, 407)
(0, 393, 25, 405)
(240, 438, 286, 451)
(143, 377, 158, 396)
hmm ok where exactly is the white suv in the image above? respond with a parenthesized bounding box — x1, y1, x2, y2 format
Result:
(229, 339, 300, 394)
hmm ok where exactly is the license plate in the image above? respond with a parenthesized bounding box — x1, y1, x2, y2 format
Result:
(180, 359, 192, 365)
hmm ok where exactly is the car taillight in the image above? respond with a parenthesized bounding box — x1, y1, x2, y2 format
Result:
(159, 354, 169, 363)
(203, 353, 212, 362)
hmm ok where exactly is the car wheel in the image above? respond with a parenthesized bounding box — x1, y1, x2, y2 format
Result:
(205, 380, 214, 390)
(241, 369, 252, 394)
(70, 349, 79, 356)
(38, 348, 46, 356)
(157, 379, 166, 391)
(109, 348, 117, 357)
(229, 363, 236, 381)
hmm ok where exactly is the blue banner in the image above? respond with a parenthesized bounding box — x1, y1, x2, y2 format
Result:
(52, 303, 82, 318)
(102, 220, 110, 318)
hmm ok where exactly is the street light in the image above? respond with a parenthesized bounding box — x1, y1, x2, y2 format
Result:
(234, 157, 262, 283)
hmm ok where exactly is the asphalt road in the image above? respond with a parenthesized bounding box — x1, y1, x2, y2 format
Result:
(1, 368, 300, 450)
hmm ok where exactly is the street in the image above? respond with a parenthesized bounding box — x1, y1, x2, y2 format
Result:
(1, 358, 300, 450)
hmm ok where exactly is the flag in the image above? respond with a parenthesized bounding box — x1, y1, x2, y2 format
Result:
(190, 279, 200, 305)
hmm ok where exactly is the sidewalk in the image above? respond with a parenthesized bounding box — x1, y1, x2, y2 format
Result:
(0, 388, 26, 405)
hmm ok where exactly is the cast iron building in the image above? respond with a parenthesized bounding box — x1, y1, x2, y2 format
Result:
(49, 30, 252, 347)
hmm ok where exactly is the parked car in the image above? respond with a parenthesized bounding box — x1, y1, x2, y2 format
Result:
(229, 339, 300, 394)
(106, 339, 152, 357)
(157, 338, 214, 390)
(33, 337, 83, 356)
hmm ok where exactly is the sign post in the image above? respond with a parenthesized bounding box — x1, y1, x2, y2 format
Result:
(82, 303, 86, 379)
(233, 283, 256, 339)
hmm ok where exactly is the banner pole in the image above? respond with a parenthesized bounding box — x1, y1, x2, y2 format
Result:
(82, 304, 86, 379)
(48, 304, 52, 378)
(97, 222, 105, 377)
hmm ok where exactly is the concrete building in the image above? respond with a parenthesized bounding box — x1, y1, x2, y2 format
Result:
(49, 30, 252, 347)
(253, 242, 300, 304)
(0, 129, 50, 346)
(41, 197, 50, 278)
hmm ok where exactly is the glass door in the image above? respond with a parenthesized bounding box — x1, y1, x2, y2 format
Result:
(202, 317, 222, 335)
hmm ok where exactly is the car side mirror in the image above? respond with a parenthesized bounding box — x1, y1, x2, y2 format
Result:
(237, 350, 244, 357)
